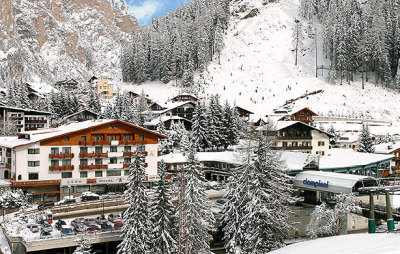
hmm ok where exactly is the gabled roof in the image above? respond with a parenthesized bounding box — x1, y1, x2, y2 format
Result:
(60, 109, 100, 121)
(0, 105, 51, 115)
(55, 79, 78, 85)
(157, 101, 196, 114)
(235, 106, 254, 115)
(374, 142, 400, 154)
(257, 120, 334, 137)
(172, 93, 198, 99)
(0, 119, 167, 149)
(144, 115, 191, 127)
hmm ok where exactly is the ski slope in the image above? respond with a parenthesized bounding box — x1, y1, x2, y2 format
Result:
(122, 0, 400, 133)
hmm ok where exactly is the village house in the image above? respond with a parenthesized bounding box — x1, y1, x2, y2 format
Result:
(0, 105, 51, 133)
(235, 106, 254, 121)
(0, 119, 166, 203)
(96, 73, 115, 99)
(257, 121, 332, 156)
(171, 93, 198, 103)
(374, 142, 400, 176)
(267, 107, 318, 125)
(144, 115, 192, 130)
(54, 79, 79, 91)
(153, 101, 196, 121)
(58, 109, 100, 125)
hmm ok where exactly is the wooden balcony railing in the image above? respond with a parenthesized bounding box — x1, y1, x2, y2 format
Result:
(273, 146, 313, 151)
(79, 164, 108, 170)
(94, 153, 108, 158)
(6, 152, 11, 157)
(49, 153, 74, 159)
(11, 180, 60, 187)
(5, 163, 11, 169)
(123, 163, 130, 168)
(25, 119, 47, 124)
(79, 153, 93, 158)
(92, 141, 111, 146)
(141, 151, 148, 156)
(123, 152, 134, 157)
(119, 140, 137, 145)
(49, 165, 74, 171)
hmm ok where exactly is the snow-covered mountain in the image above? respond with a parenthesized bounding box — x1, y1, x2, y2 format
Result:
(0, 0, 137, 86)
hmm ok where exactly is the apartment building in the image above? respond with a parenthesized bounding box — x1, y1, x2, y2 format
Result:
(0, 105, 51, 133)
(0, 119, 166, 202)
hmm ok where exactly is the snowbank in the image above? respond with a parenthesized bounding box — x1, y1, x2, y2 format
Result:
(270, 233, 400, 254)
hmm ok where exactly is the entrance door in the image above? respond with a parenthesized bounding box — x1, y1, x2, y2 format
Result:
(3, 170, 9, 179)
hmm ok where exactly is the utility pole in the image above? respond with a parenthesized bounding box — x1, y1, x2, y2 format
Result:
(294, 19, 300, 66)
(178, 166, 187, 254)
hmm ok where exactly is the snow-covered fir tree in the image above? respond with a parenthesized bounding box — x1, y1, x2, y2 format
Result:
(223, 131, 295, 253)
(307, 194, 360, 238)
(117, 150, 152, 254)
(150, 161, 177, 253)
(180, 146, 214, 253)
(73, 232, 92, 254)
(191, 101, 210, 151)
(86, 89, 101, 114)
(356, 124, 375, 153)
(157, 119, 173, 155)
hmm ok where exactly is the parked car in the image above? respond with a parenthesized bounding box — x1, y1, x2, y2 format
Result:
(95, 215, 108, 225)
(114, 221, 123, 230)
(101, 223, 113, 232)
(108, 213, 121, 223)
(56, 196, 76, 205)
(55, 220, 66, 230)
(81, 192, 100, 202)
(215, 199, 227, 207)
(27, 224, 39, 233)
(86, 225, 101, 234)
(40, 229, 52, 239)
(60, 226, 75, 236)
(41, 221, 53, 232)
(83, 218, 97, 226)
(71, 218, 85, 228)
(38, 201, 54, 209)
(102, 192, 117, 199)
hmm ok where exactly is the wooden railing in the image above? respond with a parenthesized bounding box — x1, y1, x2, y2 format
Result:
(123, 152, 134, 157)
(11, 180, 60, 187)
(5, 163, 11, 169)
(49, 153, 74, 159)
(123, 163, 130, 168)
(79, 164, 107, 170)
(25, 119, 47, 124)
(49, 165, 74, 171)
(119, 140, 136, 145)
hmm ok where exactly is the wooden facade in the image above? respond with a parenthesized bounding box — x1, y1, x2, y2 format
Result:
(235, 106, 254, 119)
(171, 94, 198, 102)
(286, 108, 317, 125)
(55, 79, 79, 90)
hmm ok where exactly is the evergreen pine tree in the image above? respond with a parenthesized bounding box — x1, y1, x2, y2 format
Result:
(223, 132, 295, 253)
(150, 161, 177, 254)
(356, 124, 375, 153)
(191, 101, 210, 150)
(396, 59, 400, 91)
(73, 233, 92, 254)
(182, 146, 214, 253)
(117, 150, 152, 254)
(86, 89, 101, 114)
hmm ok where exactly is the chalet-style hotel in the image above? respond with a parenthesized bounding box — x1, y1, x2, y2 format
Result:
(0, 119, 166, 202)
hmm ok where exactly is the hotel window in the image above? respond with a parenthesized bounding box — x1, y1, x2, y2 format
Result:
(123, 135, 130, 140)
(95, 158, 103, 165)
(124, 170, 129, 176)
(140, 135, 144, 142)
(124, 146, 131, 152)
(318, 141, 325, 146)
(110, 157, 117, 164)
(110, 146, 117, 152)
(109, 135, 117, 141)
(63, 186, 74, 194)
(95, 171, 103, 177)
(80, 171, 88, 178)
(61, 172, 72, 178)
(80, 147, 88, 154)
(95, 147, 103, 153)
(80, 159, 88, 165)
(64, 137, 70, 141)
(51, 147, 59, 154)
(62, 159, 72, 166)
(94, 135, 102, 141)
(282, 142, 288, 147)
(124, 157, 131, 164)
(302, 141, 309, 147)
(28, 161, 40, 167)
(28, 173, 39, 180)
(77, 186, 90, 193)
(62, 147, 71, 154)
(107, 170, 121, 177)
(137, 145, 145, 152)
(292, 142, 298, 147)
(81, 136, 86, 141)
(28, 148, 40, 154)
(51, 160, 59, 166)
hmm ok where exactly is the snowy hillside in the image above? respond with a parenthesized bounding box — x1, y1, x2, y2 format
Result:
(0, 0, 137, 86)
(198, 0, 400, 131)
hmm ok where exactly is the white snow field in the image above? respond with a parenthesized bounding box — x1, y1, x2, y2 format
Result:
(122, 0, 400, 134)
(270, 233, 400, 254)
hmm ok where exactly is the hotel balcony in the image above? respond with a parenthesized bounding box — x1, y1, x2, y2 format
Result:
(277, 136, 312, 140)
(5, 163, 11, 169)
(49, 165, 74, 171)
(79, 164, 108, 170)
(108, 163, 124, 169)
(25, 119, 47, 124)
(123, 163, 130, 168)
(6, 152, 11, 157)
(49, 153, 75, 159)
(123, 152, 134, 157)
(119, 140, 137, 145)
(273, 146, 313, 151)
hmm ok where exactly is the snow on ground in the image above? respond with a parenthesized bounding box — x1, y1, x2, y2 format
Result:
(270, 233, 400, 254)
(0, 226, 11, 254)
(120, 0, 400, 135)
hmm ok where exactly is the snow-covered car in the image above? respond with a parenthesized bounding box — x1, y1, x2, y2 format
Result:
(55, 220, 66, 230)
(83, 218, 97, 226)
(60, 226, 75, 236)
(81, 192, 100, 202)
(113, 221, 123, 230)
(108, 213, 121, 223)
(101, 223, 113, 232)
(27, 224, 39, 233)
(41, 221, 53, 232)
(101, 192, 117, 199)
(40, 229, 52, 239)
(86, 225, 101, 234)
(214, 199, 227, 207)
(56, 196, 76, 205)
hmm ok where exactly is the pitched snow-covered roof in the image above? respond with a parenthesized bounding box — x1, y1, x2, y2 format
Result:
(337, 133, 359, 143)
(156, 101, 196, 114)
(374, 142, 400, 154)
(144, 115, 191, 127)
(0, 105, 51, 115)
(60, 109, 100, 121)
(159, 151, 240, 165)
(0, 119, 167, 148)
(319, 149, 393, 170)
(256, 120, 333, 137)
(280, 151, 318, 171)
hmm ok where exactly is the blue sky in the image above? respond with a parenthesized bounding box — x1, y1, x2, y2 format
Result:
(127, 0, 190, 26)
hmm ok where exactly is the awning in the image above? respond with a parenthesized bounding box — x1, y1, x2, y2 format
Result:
(294, 171, 373, 194)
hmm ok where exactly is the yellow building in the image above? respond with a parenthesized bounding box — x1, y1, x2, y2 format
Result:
(97, 73, 115, 99)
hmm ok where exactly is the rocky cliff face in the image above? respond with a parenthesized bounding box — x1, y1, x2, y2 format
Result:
(0, 0, 137, 86)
